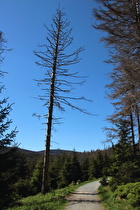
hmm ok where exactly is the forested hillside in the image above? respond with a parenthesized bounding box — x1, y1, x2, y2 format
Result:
(0, 146, 112, 208)
(1, 144, 139, 209)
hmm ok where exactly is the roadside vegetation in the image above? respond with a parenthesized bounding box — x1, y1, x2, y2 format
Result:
(0, 146, 110, 209)
(7, 184, 75, 210)
(7, 180, 94, 210)
(99, 178, 140, 210)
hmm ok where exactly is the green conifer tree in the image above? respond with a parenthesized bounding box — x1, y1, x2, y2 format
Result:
(96, 150, 104, 178)
(58, 154, 72, 188)
(88, 157, 97, 180)
(81, 156, 90, 181)
(70, 151, 81, 183)
(110, 119, 140, 190)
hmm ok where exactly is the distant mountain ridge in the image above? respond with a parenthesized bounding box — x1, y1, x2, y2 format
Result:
(17, 147, 75, 155)
(0, 147, 76, 163)
(1, 146, 113, 164)
(16, 147, 76, 162)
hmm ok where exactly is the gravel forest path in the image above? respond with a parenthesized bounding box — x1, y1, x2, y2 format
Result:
(64, 180, 104, 210)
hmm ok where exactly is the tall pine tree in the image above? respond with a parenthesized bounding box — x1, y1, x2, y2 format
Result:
(0, 31, 17, 150)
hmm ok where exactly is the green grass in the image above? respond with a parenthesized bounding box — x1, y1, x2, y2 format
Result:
(98, 185, 140, 210)
(8, 180, 95, 210)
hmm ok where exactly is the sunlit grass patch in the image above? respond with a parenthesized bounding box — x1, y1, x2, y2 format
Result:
(8, 180, 94, 210)
(8, 189, 68, 210)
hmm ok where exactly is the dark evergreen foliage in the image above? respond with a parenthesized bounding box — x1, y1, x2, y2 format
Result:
(0, 148, 30, 208)
(109, 119, 140, 190)
(0, 31, 32, 208)
(28, 149, 112, 195)
(81, 156, 90, 181)
(70, 152, 81, 183)
(0, 94, 17, 150)
(49, 160, 60, 189)
(88, 157, 98, 179)
(103, 153, 110, 176)
(30, 159, 43, 195)
(96, 150, 104, 178)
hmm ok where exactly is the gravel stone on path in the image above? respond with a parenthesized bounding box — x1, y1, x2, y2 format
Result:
(64, 180, 104, 210)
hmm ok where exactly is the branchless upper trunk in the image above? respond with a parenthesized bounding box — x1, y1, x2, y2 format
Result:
(41, 16, 60, 195)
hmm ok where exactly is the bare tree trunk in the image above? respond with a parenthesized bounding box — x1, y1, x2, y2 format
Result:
(137, 112, 140, 152)
(34, 10, 87, 194)
(41, 69, 56, 194)
(41, 27, 60, 195)
(135, 0, 140, 152)
(135, 105, 140, 151)
(130, 112, 136, 154)
(136, 0, 140, 23)
(41, 70, 56, 194)
(41, 98, 53, 194)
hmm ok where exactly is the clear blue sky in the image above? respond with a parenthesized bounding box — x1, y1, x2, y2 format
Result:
(0, 0, 114, 152)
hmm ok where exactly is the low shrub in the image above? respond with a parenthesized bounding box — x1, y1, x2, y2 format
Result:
(109, 177, 118, 191)
(114, 182, 140, 207)
(100, 176, 108, 186)
(14, 178, 31, 198)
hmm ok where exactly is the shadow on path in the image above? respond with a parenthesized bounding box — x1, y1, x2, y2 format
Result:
(66, 199, 101, 204)
(71, 192, 99, 196)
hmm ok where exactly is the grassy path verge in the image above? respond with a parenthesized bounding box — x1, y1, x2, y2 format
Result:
(98, 185, 140, 210)
(7, 181, 93, 210)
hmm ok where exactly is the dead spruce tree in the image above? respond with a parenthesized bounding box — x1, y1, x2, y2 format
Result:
(93, 0, 140, 150)
(34, 9, 91, 194)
